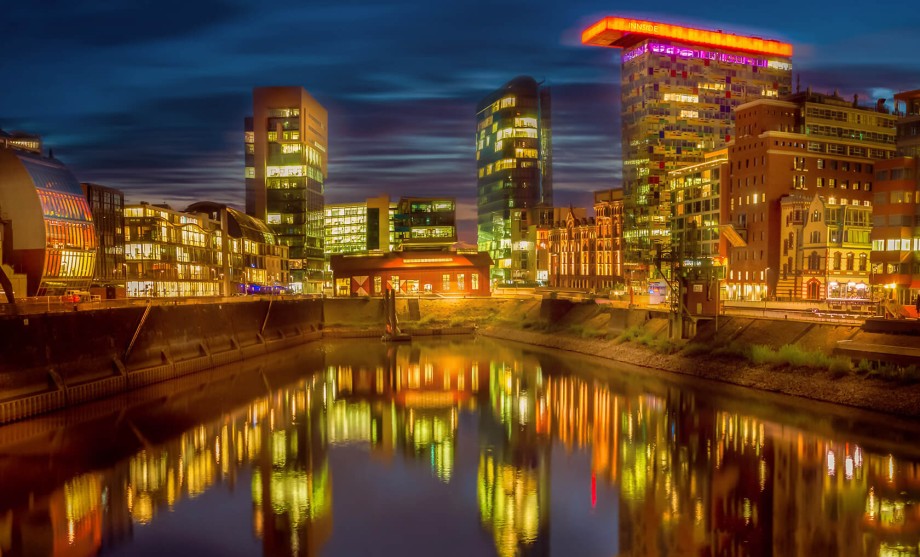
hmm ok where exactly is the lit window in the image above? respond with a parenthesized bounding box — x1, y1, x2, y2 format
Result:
(663, 93, 699, 103)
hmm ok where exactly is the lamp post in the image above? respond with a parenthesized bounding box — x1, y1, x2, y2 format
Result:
(763, 267, 771, 316)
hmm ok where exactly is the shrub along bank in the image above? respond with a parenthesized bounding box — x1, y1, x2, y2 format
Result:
(466, 298, 920, 418)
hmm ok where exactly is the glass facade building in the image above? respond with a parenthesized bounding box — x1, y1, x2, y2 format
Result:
(82, 182, 125, 288)
(124, 204, 221, 298)
(246, 87, 328, 293)
(393, 197, 457, 250)
(187, 202, 290, 294)
(667, 148, 727, 283)
(0, 148, 97, 296)
(583, 17, 792, 283)
(324, 195, 456, 256)
(125, 203, 289, 298)
(476, 76, 552, 282)
(323, 195, 392, 256)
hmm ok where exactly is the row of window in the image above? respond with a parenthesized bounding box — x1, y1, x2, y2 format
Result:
(873, 238, 920, 252)
(126, 280, 222, 298)
(43, 249, 96, 279)
(336, 273, 482, 296)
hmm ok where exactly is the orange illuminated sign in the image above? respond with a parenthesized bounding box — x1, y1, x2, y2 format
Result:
(582, 17, 793, 58)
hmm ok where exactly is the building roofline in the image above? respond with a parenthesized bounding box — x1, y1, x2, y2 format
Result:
(894, 89, 920, 101)
(582, 17, 793, 57)
(734, 98, 799, 112)
(668, 154, 729, 177)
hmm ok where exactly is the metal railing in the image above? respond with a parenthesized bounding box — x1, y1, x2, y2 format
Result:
(0, 293, 323, 316)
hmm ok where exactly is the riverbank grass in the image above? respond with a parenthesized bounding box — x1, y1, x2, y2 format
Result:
(683, 341, 852, 376)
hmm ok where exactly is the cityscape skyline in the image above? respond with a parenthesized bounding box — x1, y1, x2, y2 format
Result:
(3, 1, 920, 242)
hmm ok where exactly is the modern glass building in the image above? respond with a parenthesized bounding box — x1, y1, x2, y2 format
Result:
(393, 197, 457, 250)
(124, 202, 289, 298)
(324, 195, 456, 255)
(187, 202, 290, 294)
(0, 147, 97, 296)
(476, 76, 552, 283)
(82, 182, 126, 290)
(582, 17, 793, 283)
(323, 195, 392, 255)
(667, 148, 727, 275)
(123, 203, 220, 298)
(245, 87, 328, 293)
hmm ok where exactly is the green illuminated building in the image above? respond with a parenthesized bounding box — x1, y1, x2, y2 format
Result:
(245, 87, 328, 293)
(476, 76, 552, 283)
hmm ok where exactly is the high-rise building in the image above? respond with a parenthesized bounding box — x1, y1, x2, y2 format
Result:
(476, 76, 552, 283)
(721, 90, 897, 301)
(582, 17, 793, 281)
(245, 87, 328, 293)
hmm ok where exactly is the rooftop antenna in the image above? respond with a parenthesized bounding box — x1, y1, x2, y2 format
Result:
(796, 74, 801, 93)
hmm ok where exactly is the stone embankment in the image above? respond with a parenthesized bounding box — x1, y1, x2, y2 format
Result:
(0, 298, 322, 423)
(3, 295, 920, 424)
(472, 297, 920, 419)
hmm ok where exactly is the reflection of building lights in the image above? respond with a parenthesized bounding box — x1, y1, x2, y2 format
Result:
(867, 487, 877, 521)
(880, 543, 915, 557)
(888, 455, 895, 482)
(845, 456, 854, 480)
(827, 450, 836, 476)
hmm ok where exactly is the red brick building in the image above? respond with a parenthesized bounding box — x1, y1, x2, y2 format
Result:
(329, 249, 492, 296)
(547, 190, 625, 293)
(870, 90, 920, 305)
(721, 90, 897, 301)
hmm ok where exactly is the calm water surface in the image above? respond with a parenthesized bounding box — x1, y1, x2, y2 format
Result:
(0, 337, 918, 557)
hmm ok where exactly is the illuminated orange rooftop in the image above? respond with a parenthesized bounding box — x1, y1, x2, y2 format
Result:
(582, 17, 793, 58)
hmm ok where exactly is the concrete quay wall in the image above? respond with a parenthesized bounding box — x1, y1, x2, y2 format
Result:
(3, 295, 917, 424)
(0, 298, 323, 423)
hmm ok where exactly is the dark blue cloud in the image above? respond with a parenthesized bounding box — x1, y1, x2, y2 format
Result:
(2, 0, 919, 242)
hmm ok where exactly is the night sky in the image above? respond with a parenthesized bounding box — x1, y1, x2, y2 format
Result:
(3, 0, 919, 241)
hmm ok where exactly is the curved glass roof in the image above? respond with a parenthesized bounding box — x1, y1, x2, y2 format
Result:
(185, 201, 276, 245)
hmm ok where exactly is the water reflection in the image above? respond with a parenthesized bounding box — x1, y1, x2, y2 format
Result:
(0, 338, 919, 556)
